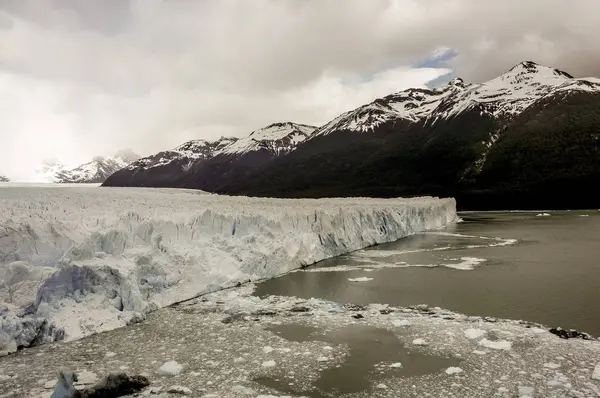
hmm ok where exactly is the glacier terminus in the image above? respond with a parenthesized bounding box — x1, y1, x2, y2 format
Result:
(0, 185, 456, 356)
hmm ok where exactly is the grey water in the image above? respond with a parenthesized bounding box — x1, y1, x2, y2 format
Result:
(255, 211, 600, 336)
(255, 324, 458, 397)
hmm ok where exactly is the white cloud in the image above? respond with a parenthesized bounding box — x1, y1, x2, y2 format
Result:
(0, 0, 599, 180)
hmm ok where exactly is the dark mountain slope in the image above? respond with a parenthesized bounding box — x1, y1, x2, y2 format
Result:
(458, 91, 600, 209)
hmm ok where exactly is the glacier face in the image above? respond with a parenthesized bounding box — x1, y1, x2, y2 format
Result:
(0, 185, 456, 354)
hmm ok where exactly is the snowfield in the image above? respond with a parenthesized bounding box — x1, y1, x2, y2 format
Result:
(0, 185, 456, 355)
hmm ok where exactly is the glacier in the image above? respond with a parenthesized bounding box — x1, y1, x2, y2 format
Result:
(0, 185, 456, 355)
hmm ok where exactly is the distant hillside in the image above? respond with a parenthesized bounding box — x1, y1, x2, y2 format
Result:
(35, 150, 140, 184)
(103, 122, 317, 190)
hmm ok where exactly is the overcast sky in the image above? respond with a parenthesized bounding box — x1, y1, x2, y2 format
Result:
(1, 0, 600, 180)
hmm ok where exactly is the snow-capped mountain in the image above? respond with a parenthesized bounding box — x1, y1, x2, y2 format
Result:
(103, 122, 316, 189)
(104, 62, 600, 210)
(35, 150, 140, 183)
(125, 136, 237, 172)
(34, 158, 67, 183)
(221, 122, 317, 156)
(0, 175, 9, 182)
(313, 61, 600, 137)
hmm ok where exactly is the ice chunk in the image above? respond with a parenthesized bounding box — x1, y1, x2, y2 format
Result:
(262, 346, 274, 354)
(389, 362, 403, 368)
(157, 360, 184, 376)
(348, 277, 373, 282)
(262, 360, 276, 368)
(518, 385, 534, 397)
(592, 364, 600, 380)
(412, 338, 429, 346)
(231, 385, 256, 395)
(479, 338, 512, 350)
(392, 319, 412, 327)
(167, 385, 192, 395)
(543, 362, 561, 369)
(445, 367, 463, 375)
(464, 328, 487, 339)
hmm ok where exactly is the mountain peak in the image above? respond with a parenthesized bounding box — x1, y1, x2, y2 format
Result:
(114, 148, 141, 163)
(505, 61, 573, 79)
(222, 122, 317, 155)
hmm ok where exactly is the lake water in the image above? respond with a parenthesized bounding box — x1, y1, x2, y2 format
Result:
(255, 211, 600, 336)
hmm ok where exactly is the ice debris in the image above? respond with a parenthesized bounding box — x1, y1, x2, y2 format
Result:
(463, 328, 487, 339)
(445, 366, 463, 375)
(479, 338, 512, 350)
(157, 360, 183, 376)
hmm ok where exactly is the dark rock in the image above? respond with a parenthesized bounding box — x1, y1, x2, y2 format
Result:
(290, 306, 311, 313)
(352, 314, 364, 319)
(549, 327, 592, 340)
(221, 313, 246, 324)
(80, 372, 150, 398)
(252, 309, 278, 316)
(17, 302, 37, 317)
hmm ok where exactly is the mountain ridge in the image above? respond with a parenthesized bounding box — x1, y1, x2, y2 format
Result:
(34, 150, 140, 184)
(103, 62, 600, 210)
(103, 122, 317, 189)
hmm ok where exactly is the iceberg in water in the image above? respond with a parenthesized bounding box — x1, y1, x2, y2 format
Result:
(0, 185, 457, 354)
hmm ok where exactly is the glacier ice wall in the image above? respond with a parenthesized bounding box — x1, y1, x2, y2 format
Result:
(0, 185, 456, 354)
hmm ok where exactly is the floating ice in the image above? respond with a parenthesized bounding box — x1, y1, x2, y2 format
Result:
(167, 385, 192, 395)
(592, 364, 600, 380)
(445, 366, 463, 375)
(157, 360, 184, 376)
(518, 385, 535, 397)
(543, 362, 561, 369)
(412, 338, 429, 346)
(536, 213, 551, 217)
(392, 319, 412, 327)
(443, 257, 486, 270)
(479, 339, 512, 351)
(262, 360, 276, 368)
(389, 362, 403, 368)
(348, 277, 373, 282)
(464, 328, 487, 340)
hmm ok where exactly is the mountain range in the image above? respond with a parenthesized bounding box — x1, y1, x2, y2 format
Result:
(35, 149, 140, 184)
(103, 62, 600, 210)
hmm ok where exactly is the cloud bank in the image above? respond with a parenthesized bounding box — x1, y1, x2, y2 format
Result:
(1, 0, 599, 180)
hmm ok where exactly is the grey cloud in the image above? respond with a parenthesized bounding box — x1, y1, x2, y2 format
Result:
(0, 0, 599, 180)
